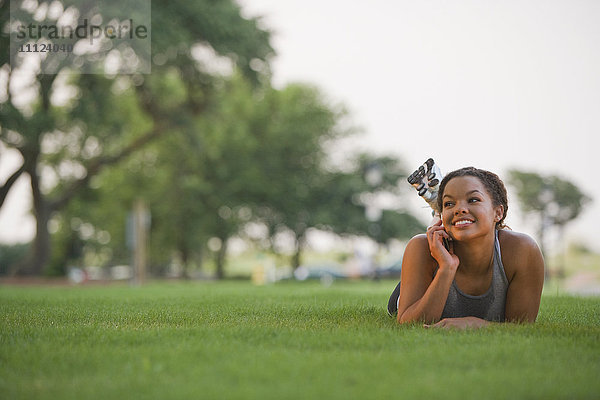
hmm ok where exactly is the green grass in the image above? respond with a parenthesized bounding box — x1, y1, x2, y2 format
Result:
(1, 281, 599, 400)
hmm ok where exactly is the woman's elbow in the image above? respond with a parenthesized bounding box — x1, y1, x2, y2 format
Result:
(396, 310, 408, 324)
(397, 310, 422, 324)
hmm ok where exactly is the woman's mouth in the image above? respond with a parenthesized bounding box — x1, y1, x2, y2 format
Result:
(453, 219, 474, 227)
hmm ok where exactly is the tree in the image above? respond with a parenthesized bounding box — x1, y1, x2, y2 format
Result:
(51, 75, 353, 278)
(507, 169, 591, 277)
(245, 83, 350, 269)
(254, 151, 425, 269)
(44, 75, 426, 278)
(314, 154, 425, 259)
(0, 0, 273, 274)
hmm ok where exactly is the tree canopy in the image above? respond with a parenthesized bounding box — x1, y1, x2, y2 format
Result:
(0, 0, 273, 274)
(507, 169, 591, 265)
(1, 0, 425, 278)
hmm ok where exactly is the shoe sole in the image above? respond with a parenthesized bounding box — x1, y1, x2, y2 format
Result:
(407, 158, 443, 214)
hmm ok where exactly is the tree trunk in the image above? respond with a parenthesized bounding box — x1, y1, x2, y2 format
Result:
(30, 203, 52, 276)
(291, 233, 305, 270)
(0, 164, 25, 208)
(178, 241, 190, 279)
(180, 248, 189, 279)
(557, 225, 566, 279)
(19, 164, 52, 275)
(538, 211, 550, 280)
(11, 74, 57, 276)
(215, 238, 228, 280)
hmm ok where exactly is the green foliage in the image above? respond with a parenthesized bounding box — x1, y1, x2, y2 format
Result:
(507, 169, 591, 260)
(151, 1, 273, 83)
(1, 282, 599, 400)
(305, 155, 426, 245)
(507, 171, 547, 213)
(377, 210, 425, 244)
(1, 1, 423, 278)
(48, 71, 426, 275)
(0, 242, 29, 275)
(508, 170, 591, 226)
(0, 0, 274, 275)
(545, 175, 591, 226)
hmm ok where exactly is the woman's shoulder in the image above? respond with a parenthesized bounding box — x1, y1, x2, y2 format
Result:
(404, 234, 437, 267)
(407, 233, 428, 245)
(497, 229, 543, 279)
(405, 233, 431, 254)
(497, 229, 540, 251)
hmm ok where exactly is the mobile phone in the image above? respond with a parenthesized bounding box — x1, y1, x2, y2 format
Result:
(443, 237, 450, 251)
(440, 219, 450, 251)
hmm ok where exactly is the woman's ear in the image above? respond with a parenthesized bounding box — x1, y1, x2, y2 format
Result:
(494, 205, 504, 223)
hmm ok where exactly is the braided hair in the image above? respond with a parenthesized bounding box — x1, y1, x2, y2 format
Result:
(436, 167, 509, 230)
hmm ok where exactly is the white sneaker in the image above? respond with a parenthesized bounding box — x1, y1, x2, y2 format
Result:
(407, 158, 444, 214)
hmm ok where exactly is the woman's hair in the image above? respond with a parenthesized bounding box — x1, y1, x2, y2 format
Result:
(436, 167, 509, 230)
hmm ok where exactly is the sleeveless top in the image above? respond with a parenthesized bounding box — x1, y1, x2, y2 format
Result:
(438, 230, 509, 321)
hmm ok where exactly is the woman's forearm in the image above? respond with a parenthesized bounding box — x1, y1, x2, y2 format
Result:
(425, 316, 491, 329)
(398, 268, 455, 324)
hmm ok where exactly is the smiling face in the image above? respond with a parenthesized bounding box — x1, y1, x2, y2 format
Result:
(440, 176, 504, 242)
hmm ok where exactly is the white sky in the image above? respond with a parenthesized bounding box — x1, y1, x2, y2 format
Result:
(236, 0, 600, 251)
(1, 0, 599, 252)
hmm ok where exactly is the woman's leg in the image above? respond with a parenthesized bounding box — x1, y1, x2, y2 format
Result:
(389, 158, 443, 317)
(387, 281, 401, 317)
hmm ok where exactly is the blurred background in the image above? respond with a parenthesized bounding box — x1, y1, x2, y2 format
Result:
(0, 0, 597, 292)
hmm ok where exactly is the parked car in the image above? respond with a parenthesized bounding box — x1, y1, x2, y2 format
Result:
(294, 263, 348, 282)
(373, 259, 402, 279)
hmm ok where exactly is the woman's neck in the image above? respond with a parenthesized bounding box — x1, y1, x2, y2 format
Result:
(453, 230, 496, 275)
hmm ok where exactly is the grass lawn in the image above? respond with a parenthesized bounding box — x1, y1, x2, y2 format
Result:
(1, 281, 599, 400)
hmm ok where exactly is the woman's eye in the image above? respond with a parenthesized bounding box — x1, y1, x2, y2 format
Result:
(443, 202, 454, 207)
(469, 198, 480, 203)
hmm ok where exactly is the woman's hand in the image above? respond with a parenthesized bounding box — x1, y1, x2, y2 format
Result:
(426, 219, 459, 273)
(424, 316, 490, 330)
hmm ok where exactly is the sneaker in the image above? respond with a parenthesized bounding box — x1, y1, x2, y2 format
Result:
(407, 158, 444, 214)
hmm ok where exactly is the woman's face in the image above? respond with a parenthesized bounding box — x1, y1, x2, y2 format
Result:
(440, 176, 504, 241)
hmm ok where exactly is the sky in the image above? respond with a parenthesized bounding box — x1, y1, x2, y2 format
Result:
(1, 0, 599, 252)
(236, 0, 600, 251)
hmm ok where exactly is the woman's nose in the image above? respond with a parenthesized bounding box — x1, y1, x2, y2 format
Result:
(454, 203, 468, 214)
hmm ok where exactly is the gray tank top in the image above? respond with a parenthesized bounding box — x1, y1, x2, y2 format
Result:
(439, 230, 509, 321)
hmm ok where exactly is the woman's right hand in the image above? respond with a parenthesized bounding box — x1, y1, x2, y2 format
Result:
(426, 219, 459, 273)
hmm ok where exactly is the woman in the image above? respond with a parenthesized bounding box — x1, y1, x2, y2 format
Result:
(388, 167, 545, 329)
